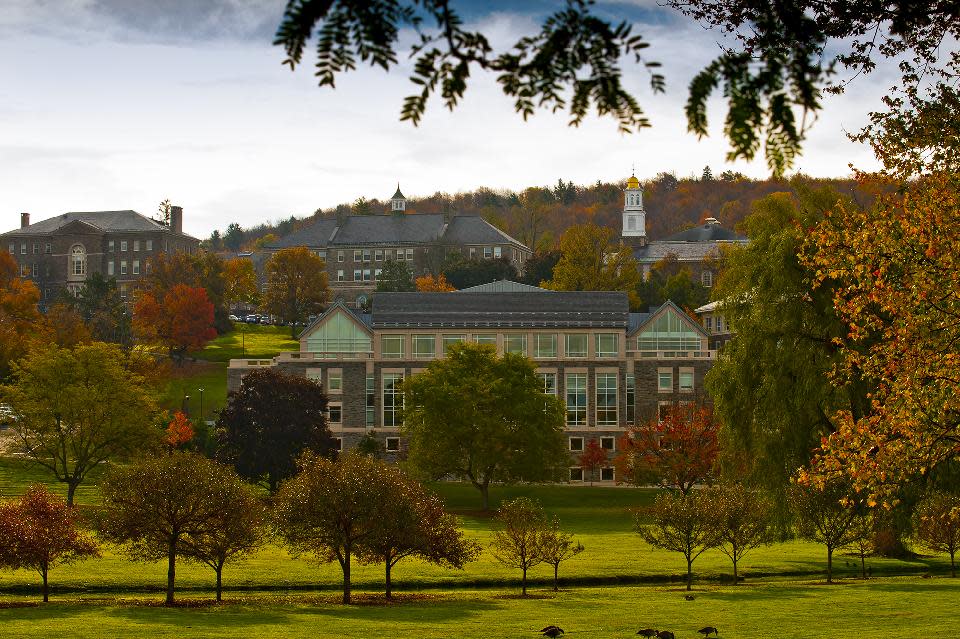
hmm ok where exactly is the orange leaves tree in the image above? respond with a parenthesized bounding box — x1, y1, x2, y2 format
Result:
(802, 171, 960, 507)
(0, 252, 44, 380)
(614, 404, 718, 495)
(164, 411, 195, 450)
(133, 283, 217, 364)
(0, 485, 98, 602)
(415, 273, 455, 292)
(913, 492, 960, 578)
(578, 438, 607, 485)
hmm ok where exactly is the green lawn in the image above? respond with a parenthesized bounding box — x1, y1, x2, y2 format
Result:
(160, 324, 297, 416)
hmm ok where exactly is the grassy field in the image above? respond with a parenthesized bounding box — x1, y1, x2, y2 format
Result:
(161, 324, 297, 416)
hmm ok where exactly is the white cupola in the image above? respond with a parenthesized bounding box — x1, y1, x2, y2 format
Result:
(391, 184, 406, 213)
(622, 173, 646, 242)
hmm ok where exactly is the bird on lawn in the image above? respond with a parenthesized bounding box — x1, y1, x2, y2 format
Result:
(698, 627, 719, 637)
(636, 629, 658, 637)
(684, 594, 696, 601)
(540, 625, 564, 637)
(656, 631, 675, 639)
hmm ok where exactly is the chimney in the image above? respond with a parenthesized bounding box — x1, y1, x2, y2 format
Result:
(170, 205, 183, 234)
(20, 212, 30, 228)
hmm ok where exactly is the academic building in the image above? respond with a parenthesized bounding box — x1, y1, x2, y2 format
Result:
(227, 281, 715, 483)
(1, 208, 200, 302)
(261, 187, 532, 307)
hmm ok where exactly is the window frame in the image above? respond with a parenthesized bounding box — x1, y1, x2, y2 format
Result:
(565, 333, 588, 358)
(381, 335, 404, 359)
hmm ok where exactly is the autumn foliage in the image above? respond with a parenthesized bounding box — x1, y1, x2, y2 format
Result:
(614, 404, 718, 494)
(0, 485, 99, 602)
(415, 273, 455, 292)
(578, 439, 608, 485)
(165, 411, 195, 449)
(133, 283, 217, 363)
(0, 252, 44, 379)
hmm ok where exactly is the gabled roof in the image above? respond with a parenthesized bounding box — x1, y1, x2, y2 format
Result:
(442, 215, 525, 247)
(628, 300, 711, 338)
(298, 299, 373, 340)
(664, 222, 746, 243)
(634, 240, 740, 263)
(269, 218, 339, 249)
(372, 291, 628, 328)
(332, 214, 445, 246)
(3, 210, 183, 237)
(392, 185, 405, 199)
(456, 280, 547, 294)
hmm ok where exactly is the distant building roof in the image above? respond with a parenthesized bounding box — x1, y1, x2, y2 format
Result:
(266, 213, 526, 250)
(457, 280, 547, 294)
(663, 219, 746, 242)
(633, 220, 746, 264)
(392, 185, 405, 199)
(371, 291, 629, 329)
(3, 210, 194, 237)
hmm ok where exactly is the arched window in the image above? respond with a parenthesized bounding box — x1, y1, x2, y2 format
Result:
(70, 244, 86, 277)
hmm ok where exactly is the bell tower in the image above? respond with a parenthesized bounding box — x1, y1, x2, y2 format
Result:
(391, 184, 406, 214)
(622, 173, 647, 247)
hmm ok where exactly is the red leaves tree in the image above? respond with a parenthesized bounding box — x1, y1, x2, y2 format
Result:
(614, 404, 718, 494)
(0, 485, 98, 602)
(165, 411, 195, 450)
(578, 439, 608, 485)
(133, 283, 216, 364)
(0, 252, 44, 380)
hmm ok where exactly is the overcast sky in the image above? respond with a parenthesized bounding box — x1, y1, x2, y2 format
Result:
(0, 0, 896, 238)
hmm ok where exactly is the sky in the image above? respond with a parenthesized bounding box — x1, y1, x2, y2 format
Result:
(0, 0, 898, 238)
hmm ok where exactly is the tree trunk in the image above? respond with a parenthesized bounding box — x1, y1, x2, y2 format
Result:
(860, 553, 866, 579)
(66, 481, 79, 507)
(41, 562, 49, 603)
(342, 549, 352, 604)
(951, 550, 956, 578)
(522, 566, 527, 596)
(385, 558, 392, 600)
(480, 480, 490, 511)
(553, 564, 559, 592)
(216, 563, 223, 602)
(166, 539, 177, 605)
(686, 557, 693, 591)
(732, 556, 738, 585)
(826, 545, 833, 584)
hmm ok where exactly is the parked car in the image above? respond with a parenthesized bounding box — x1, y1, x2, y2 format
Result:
(228, 314, 240, 321)
(246, 315, 261, 324)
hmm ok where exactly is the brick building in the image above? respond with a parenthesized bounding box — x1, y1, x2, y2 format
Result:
(227, 282, 714, 483)
(260, 187, 531, 307)
(1, 208, 200, 302)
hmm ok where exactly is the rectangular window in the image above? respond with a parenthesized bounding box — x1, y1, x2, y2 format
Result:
(20, 264, 29, 277)
(337, 270, 345, 282)
(337, 251, 344, 262)
(385, 437, 400, 452)
(362, 249, 371, 262)
(600, 436, 615, 450)
(108, 261, 115, 276)
(679, 369, 694, 392)
(405, 248, 413, 261)
(133, 240, 140, 252)
(595, 333, 619, 358)
(483, 246, 492, 259)
(504, 334, 527, 355)
(569, 467, 584, 482)
(473, 334, 496, 346)
(381, 335, 404, 359)
(363, 269, 371, 282)
(705, 316, 713, 332)
(365, 375, 375, 427)
(413, 334, 436, 359)
(535, 334, 557, 358)
(132, 260, 140, 275)
(494, 246, 502, 259)
(569, 437, 584, 451)
(20, 243, 26, 254)
(121, 240, 127, 251)
(383, 373, 404, 428)
(353, 269, 361, 281)
(565, 334, 588, 358)
(658, 401, 673, 422)
(32, 243, 38, 254)
(120, 261, 128, 275)
(469, 247, 476, 259)
(537, 372, 557, 395)
(374, 268, 382, 280)
(8, 243, 14, 254)
(31, 263, 37, 278)
(45, 243, 51, 254)
(333, 437, 343, 451)
(625, 373, 635, 424)
(328, 403, 342, 424)
(600, 467, 615, 482)
(328, 370, 342, 392)
(658, 368, 673, 392)
(702, 270, 713, 287)
(395, 249, 404, 261)
(354, 250, 362, 262)
(565, 373, 587, 426)
(385, 249, 394, 261)
(596, 373, 618, 426)
(146, 240, 153, 251)
(375, 249, 383, 261)
(442, 335, 465, 355)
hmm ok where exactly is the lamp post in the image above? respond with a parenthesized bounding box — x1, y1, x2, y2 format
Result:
(182, 393, 191, 417)
(199, 387, 205, 423)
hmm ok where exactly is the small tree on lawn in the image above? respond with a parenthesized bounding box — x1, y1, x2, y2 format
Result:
(615, 404, 718, 495)
(578, 439, 607, 486)
(848, 512, 875, 579)
(704, 484, 774, 584)
(217, 368, 336, 492)
(638, 490, 718, 591)
(356, 468, 480, 599)
(490, 497, 549, 596)
(99, 452, 253, 605)
(538, 518, 584, 592)
(180, 480, 266, 602)
(914, 491, 960, 578)
(133, 283, 217, 364)
(0, 485, 98, 602)
(789, 480, 864, 584)
(273, 452, 391, 604)
(165, 411, 195, 451)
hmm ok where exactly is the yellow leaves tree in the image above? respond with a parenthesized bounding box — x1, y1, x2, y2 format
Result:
(223, 257, 259, 308)
(261, 247, 329, 338)
(415, 273, 455, 292)
(541, 224, 640, 307)
(0, 253, 44, 379)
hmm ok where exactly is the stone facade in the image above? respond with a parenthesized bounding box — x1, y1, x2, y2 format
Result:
(1, 208, 200, 303)
(228, 287, 715, 483)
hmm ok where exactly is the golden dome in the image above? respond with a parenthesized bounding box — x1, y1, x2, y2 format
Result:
(626, 175, 640, 189)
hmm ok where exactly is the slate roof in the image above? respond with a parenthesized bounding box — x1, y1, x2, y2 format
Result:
(266, 214, 526, 250)
(456, 280, 547, 293)
(628, 312, 652, 334)
(664, 222, 746, 243)
(372, 291, 629, 328)
(3, 210, 189, 236)
(632, 221, 747, 263)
